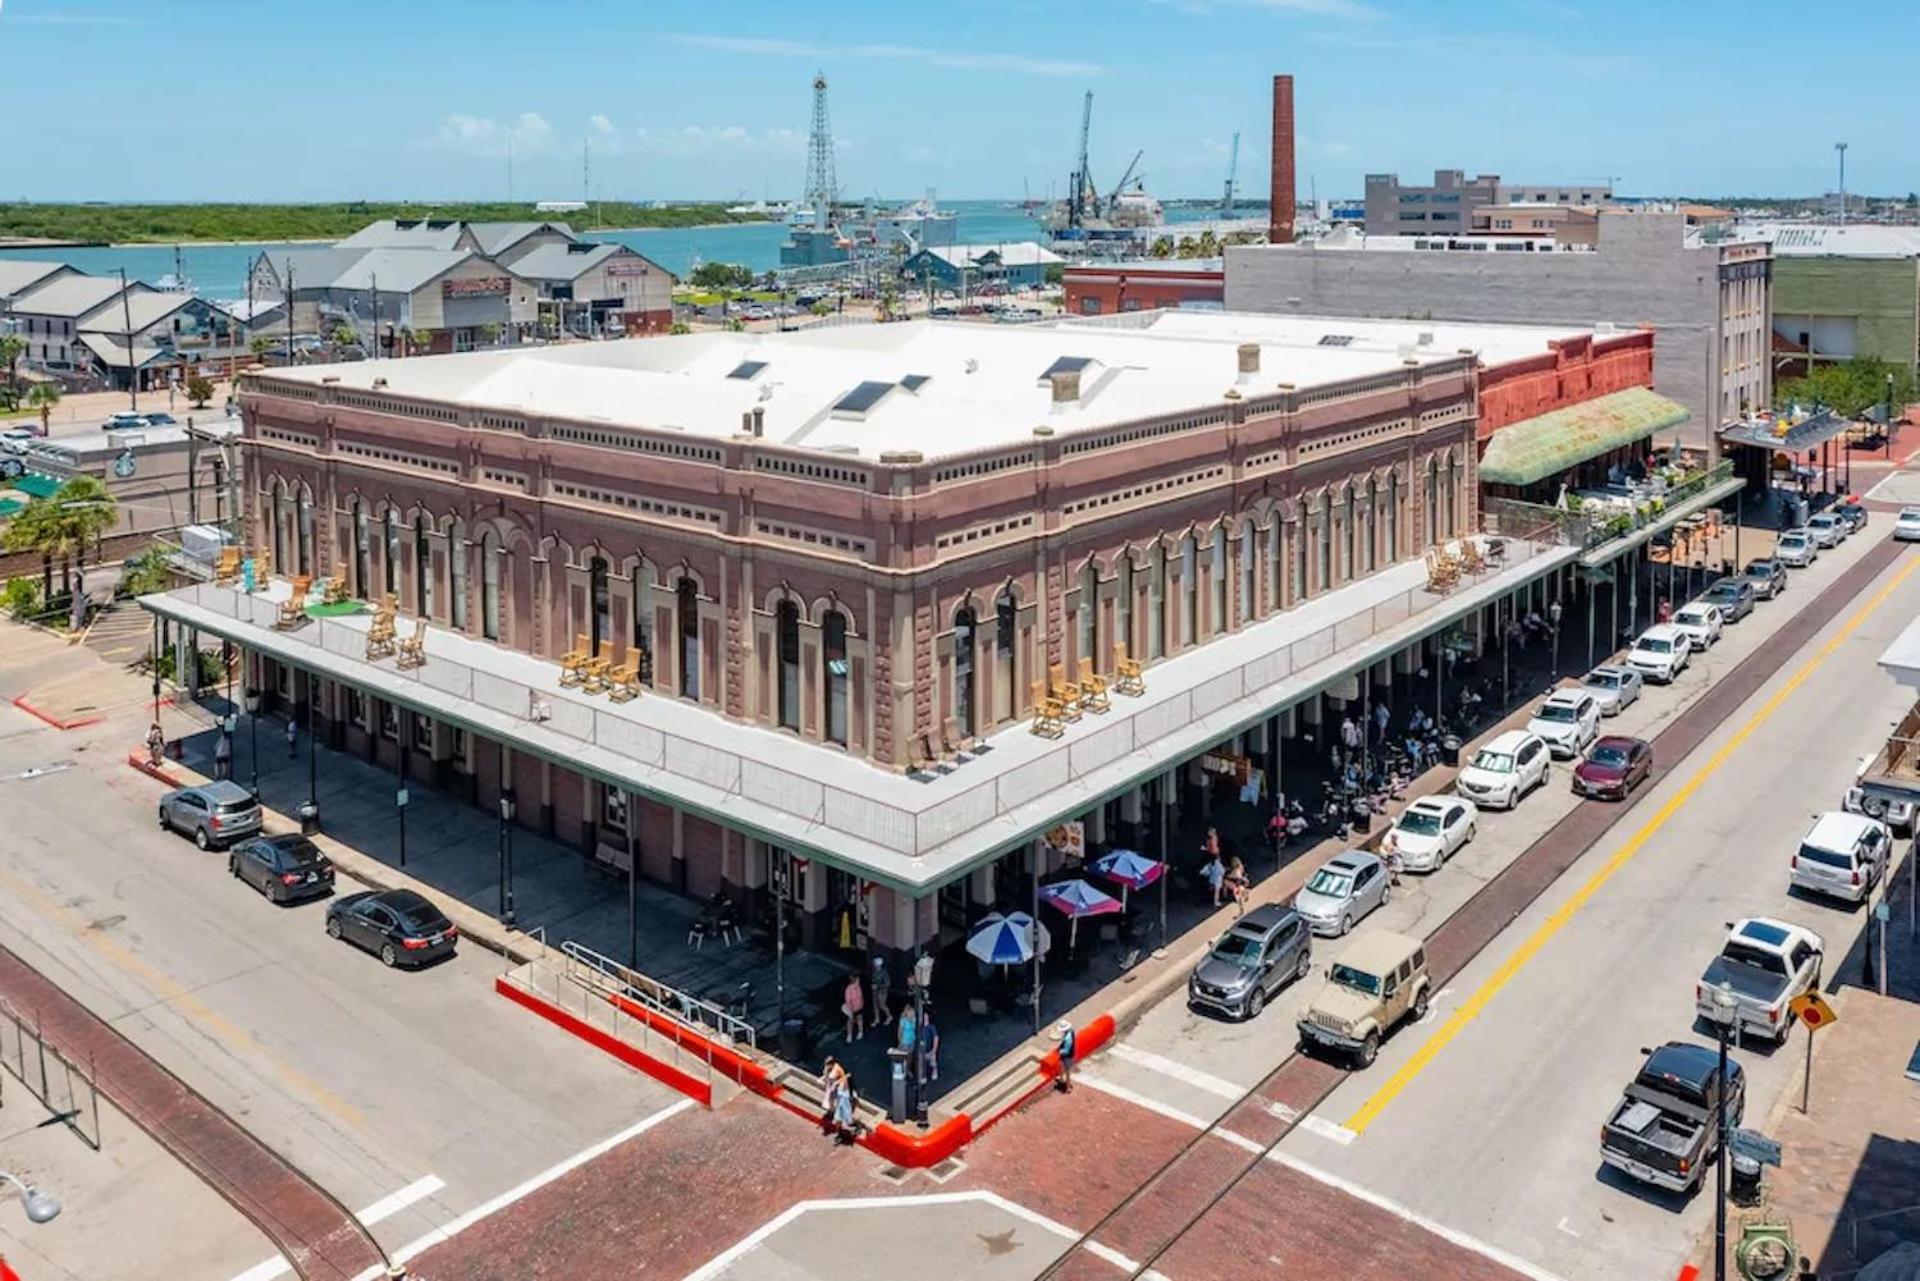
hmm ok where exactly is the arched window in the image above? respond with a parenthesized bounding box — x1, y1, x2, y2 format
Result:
(1364, 478, 1379, 574)
(589, 556, 610, 655)
(1341, 487, 1356, 583)
(1317, 507, 1332, 591)
(953, 607, 977, 739)
(775, 599, 800, 731)
(823, 610, 849, 747)
(1076, 562, 1098, 678)
(1147, 544, 1166, 660)
(1442, 456, 1458, 538)
(1179, 533, 1198, 649)
(993, 587, 1017, 723)
(1210, 526, 1227, 635)
(677, 578, 700, 701)
(1293, 513, 1308, 602)
(350, 498, 370, 597)
(415, 516, 433, 617)
(297, 488, 314, 576)
(448, 519, 467, 631)
(1239, 524, 1255, 626)
(1267, 520, 1281, 616)
(1117, 554, 1135, 664)
(631, 567, 654, 682)
(384, 509, 401, 599)
(1425, 457, 1440, 547)
(1386, 471, 1400, 561)
(270, 483, 288, 571)
(480, 532, 501, 640)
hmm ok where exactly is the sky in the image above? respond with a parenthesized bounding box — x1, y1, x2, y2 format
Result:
(1, 0, 1915, 204)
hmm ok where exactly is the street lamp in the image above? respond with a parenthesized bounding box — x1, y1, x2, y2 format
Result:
(0, 1170, 60, 1224)
(244, 686, 261, 797)
(497, 789, 517, 928)
(1709, 980, 1738, 1281)
(1548, 598, 1564, 681)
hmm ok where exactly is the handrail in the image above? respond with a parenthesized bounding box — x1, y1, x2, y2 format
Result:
(560, 939, 757, 1051)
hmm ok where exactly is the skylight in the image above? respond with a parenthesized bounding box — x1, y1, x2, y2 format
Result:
(727, 360, 769, 380)
(900, 374, 931, 393)
(833, 381, 896, 416)
(1317, 334, 1356, 347)
(1039, 355, 1094, 381)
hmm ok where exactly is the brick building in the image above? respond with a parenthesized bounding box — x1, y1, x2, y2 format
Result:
(1062, 259, 1225, 317)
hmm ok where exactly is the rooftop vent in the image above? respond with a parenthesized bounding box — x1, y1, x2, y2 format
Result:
(1049, 369, 1082, 405)
(832, 381, 895, 418)
(1416, 330, 1434, 346)
(1316, 334, 1355, 347)
(1237, 343, 1260, 379)
(964, 358, 978, 374)
(900, 374, 932, 393)
(727, 360, 768, 381)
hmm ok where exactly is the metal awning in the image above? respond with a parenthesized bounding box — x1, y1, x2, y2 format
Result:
(1479, 388, 1690, 488)
(1720, 408, 1847, 453)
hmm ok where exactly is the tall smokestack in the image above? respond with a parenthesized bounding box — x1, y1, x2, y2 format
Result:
(1270, 74, 1296, 245)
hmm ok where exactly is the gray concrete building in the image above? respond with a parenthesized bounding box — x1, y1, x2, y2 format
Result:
(1364, 170, 1502, 237)
(1224, 212, 1773, 443)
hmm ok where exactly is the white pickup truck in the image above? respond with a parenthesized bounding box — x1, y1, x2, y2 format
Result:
(1695, 917, 1824, 1045)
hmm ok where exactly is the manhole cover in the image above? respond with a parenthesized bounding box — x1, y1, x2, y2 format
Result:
(874, 1163, 910, 1185)
(925, 1157, 967, 1184)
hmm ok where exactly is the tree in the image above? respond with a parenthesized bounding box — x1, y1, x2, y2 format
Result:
(186, 374, 214, 409)
(411, 329, 434, 355)
(118, 545, 172, 596)
(249, 335, 275, 357)
(2, 476, 114, 626)
(1774, 356, 1916, 419)
(330, 324, 356, 347)
(690, 261, 753, 292)
(0, 334, 22, 410)
(667, 321, 692, 335)
(1043, 262, 1065, 286)
(26, 381, 61, 432)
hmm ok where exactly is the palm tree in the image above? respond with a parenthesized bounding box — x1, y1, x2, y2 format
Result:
(2, 477, 118, 629)
(0, 334, 23, 410)
(26, 381, 61, 432)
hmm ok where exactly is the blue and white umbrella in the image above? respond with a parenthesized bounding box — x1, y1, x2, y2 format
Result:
(966, 911, 1051, 968)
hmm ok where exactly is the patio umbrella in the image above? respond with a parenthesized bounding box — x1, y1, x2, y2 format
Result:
(1039, 878, 1123, 948)
(965, 911, 1051, 968)
(1089, 848, 1165, 911)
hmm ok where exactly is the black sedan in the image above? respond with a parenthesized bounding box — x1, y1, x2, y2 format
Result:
(1835, 501, 1869, 534)
(228, 834, 335, 904)
(325, 889, 458, 968)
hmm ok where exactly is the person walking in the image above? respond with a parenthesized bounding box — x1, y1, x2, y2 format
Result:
(819, 1056, 845, 1138)
(921, 1010, 940, 1082)
(897, 1002, 917, 1055)
(1054, 1019, 1077, 1093)
(832, 1067, 856, 1143)
(213, 733, 232, 781)
(842, 971, 866, 1042)
(145, 722, 167, 768)
(286, 716, 299, 760)
(1382, 829, 1403, 887)
(868, 954, 893, 1028)
(1373, 700, 1390, 747)
(1203, 847, 1226, 907)
(1224, 857, 1250, 917)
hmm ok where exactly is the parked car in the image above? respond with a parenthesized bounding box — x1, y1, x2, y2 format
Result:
(1293, 850, 1392, 937)
(1695, 918, 1824, 1045)
(1187, 904, 1313, 1020)
(1806, 512, 1847, 548)
(1834, 502, 1868, 534)
(1741, 559, 1787, 600)
(228, 833, 334, 903)
(1388, 795, 1477, 873)
(1790, 811, 1891, 905)
(1456, 730, 1551, 809)
(1670, 603, 1724, 652)
(158, 780, 262, 850)
(1895, 508, 1920, 542)
(1599, 1041, 1744, 1194)
(1526, 689, 1602, 759)
(1582, 664, 1643, 717)
(1700, 577, 1756, 623)
(1573, 735, 1653, 800)
(1627, 624, 1692, 683)
(1773, 530, 1817, 568)
(325, 888, 458, 968)
(1845, 754, 1916, 833)
(1296, 929, 1431, 1068)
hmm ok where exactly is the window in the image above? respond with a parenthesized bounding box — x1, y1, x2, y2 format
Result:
(1179, 534, 1198, 649)
(677, 578, 700, 701)
(351, 498, 370, 597)
(953, 606, 977, 739)
(1117, 554, 1134, 664)
(1239, 525, 1255, 626)
(412, 712, 433, 751)
(1316, 510, 1331, 593)
(448, 520, 467, 631)
(589, 557, 610, 656)
(1341, 489, 1355, 583)
(1267, 521, 1281, 614)
(380, 699, 400, 741)
(1292, 516, 1307, 603)
(1077, 562, 1098, 678)
(270, 484, 288, 570)
(631, 569, 654, 682)
(823, 611, 849, 747)
(1424, 458, 1439, 546)
(775, 600, 801, 732)
(1386, 472, 1399, 560)
(384, 509, 401, 598)
(415, 516, 432, 618)
(346, 688, 366, 725)
(1147, 545, 1166, 660)
(1079, 296, 1101, 316)
(993, 588, 1017, 722)
(297, 488, 314, 576)
(1210, 527, 1227, 635)
(480, 534, 503, 641)
(1364, 479, 1378, 574)
(603, 786, 628, 832)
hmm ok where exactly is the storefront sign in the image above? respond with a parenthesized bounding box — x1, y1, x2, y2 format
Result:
(1045, 821, 1085, 862)
(442, 276, 512, 299)
(605, 259, 653, 278)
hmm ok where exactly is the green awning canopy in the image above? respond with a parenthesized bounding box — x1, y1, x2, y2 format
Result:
(10, 472, 60, 500)
(1479, 386, 1691, 488)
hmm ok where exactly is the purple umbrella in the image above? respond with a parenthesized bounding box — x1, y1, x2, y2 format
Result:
(1039, 878, 1123, 947)
(1089, 848, 1166, 911)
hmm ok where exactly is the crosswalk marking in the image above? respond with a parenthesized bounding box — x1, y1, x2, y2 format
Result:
(1108, 1041, 1248, 1101)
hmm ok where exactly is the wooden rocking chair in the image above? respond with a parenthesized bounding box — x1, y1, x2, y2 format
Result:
(1112, 643, 1145, 696)
(395, 618, 428, 669)
(558, 633, 593, 687)
(1029, 680, 1065, 739)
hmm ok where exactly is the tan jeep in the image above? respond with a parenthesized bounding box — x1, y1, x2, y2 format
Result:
(1295, 928, 1431, 1067)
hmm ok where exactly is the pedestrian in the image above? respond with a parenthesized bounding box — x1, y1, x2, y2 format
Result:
(1203, 847, 1226, 907)
(286, 716, 298, 760)
(1657, 597, 1672, 625)
(213, 733, 232, 780)
(1225, 857, 1250, 916)
(1054, 1019, 1077, 1093)
(1382, 830, 1403, 887)
(911, 947, 934, 997)
(869, 954, 893, 1027)
(1373, 700, 1390, 745)
(920, 1010, 940, 1082)
(842, 971, 866, 1042)
(1340, 715, 1361, 758)
(897, 1002, 917, 1056)
(819, 1055, 843, 1137)
(832, 1066, 857, 1143)
(145, 721, 166, 767)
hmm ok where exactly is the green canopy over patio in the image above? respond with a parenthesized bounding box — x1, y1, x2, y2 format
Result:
(1479, 387, 1691, 488)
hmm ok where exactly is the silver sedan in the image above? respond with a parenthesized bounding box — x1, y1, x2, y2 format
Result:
(1294, 850, 1392, 937)
(1581, 664, 1643, 717)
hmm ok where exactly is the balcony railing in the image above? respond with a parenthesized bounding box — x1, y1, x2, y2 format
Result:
(1482, 461, 1737, 552)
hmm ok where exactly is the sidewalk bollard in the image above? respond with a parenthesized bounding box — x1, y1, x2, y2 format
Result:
(297, 801, 319, 836)
(887, 1046, 909, 1124)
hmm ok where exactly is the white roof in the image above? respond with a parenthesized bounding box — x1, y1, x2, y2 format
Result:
(0, 259, 71, 301)
(264, 309, 1597, 463)
(79, 333, 167, 369)
(1804, 810, 1880, 851)
(79, 289, 196, 334)
(12, 273, 144, 318)
(509, 242, 644, 282)
(1731, 223, 1920, 259)
(328, 249, 476, 294)
(922, 242, 1063, 269)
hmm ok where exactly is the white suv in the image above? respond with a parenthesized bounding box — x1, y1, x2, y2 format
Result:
(1627, 624, 1691, 683)
(1526, 690, 1601, 759)
(1791, 811, 1891, 904)
(1455, 730, 1550, 810)
(1671, 603, 1724, 652)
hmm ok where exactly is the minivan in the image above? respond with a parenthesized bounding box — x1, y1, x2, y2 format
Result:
(1790, 811, 1891, 904)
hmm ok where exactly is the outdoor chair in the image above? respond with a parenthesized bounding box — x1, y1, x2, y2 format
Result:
(1113, 643, 1145, 696)
(1456, 541, 1485, 575)
(275, 576, 311, 629)
(1079, 672, 1111, 714)
(213, 547, 242, 585)
(254, 543, 273, 583)
(1048, 665, 1084, 722)
(364, 601, 398, 660)
(558, 632, 593, 687)
(941, 717, 977, 757)
(605, 653, 643, 702)
(578, 653, 614, 694)
(1029, 680, 1066, 739)
(321, 577, 352, 605)
(395, 618, 428, 669)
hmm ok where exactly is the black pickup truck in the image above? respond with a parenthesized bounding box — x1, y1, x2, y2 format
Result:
(1600, 1041, 1744, 1193)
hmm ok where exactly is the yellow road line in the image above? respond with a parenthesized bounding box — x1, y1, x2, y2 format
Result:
(1343, 554, 1920, 1135)
(0, 863, 363, 1127)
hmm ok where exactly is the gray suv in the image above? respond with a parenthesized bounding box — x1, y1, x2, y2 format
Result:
(159, 781, 262, 850)
(1188, 904, 1313, 1020)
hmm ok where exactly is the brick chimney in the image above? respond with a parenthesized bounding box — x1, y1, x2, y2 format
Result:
(1270, 74, 1296, 245)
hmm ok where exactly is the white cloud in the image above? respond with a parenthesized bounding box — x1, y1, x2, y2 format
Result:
(633, 124, 810, 159)
(587, 113, 624, 155)
(1148, 0, 1377, 16)
(433, 111, 553, 159)
(667, 33, 1101, 78)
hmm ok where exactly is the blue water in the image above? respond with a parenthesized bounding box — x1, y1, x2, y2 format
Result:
(0, 200, 1227, 300)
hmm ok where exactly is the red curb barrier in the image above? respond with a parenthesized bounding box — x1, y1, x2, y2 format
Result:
(495, 975, 713, 1107)
(867, 1113, 973, 1167)
(605, 990, 777, 1098)
(125, 751, 185, 788)
(1676, 1266, 1699, 1281)
(11, 693, 102, 731)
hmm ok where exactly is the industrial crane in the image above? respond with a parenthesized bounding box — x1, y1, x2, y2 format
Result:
(1068, 91, 1095, 228)
(1220, 131, 1241, 216)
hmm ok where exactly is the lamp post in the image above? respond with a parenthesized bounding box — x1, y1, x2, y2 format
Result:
(1549, 598, 1564, 682)
(244, 686, 261, 797)
(497, 790, 516, 927)
(1709, 980, 1737, 1281)
(1889, 372, 1899, 461)
(0, 1169, 60, 1224)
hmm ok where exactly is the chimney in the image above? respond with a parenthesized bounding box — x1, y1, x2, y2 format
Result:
(1270, 74, 1296, 245)
(750, 406, 765, 437)
(1050, 369, 1081, 405)
(1237, 343, 1260, 379)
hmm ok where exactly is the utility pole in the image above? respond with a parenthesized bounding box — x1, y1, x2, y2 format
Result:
(285, 263, 296, 364)
(1836, 142, 1849, 224)
(118, 268, 138, 411)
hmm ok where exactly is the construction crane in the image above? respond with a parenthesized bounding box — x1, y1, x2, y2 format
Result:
(1220, 131, 1241, 217)
(803, 71, 837, 230)
(1108, 149, 1144, 211)
(1068, 90, 1094, 228)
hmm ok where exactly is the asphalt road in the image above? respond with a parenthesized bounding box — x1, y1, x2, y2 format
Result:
(0, 676, 684, 1278)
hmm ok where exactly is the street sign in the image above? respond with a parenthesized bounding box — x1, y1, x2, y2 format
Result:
(1729, 1127, 1783, 1168)
(396, 788, 410, 808)
(1789, 992, 1837, 1031)
(1874, 900, 1891, 922)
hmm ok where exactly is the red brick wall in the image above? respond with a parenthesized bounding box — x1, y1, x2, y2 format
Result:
(1062, 269, 1224, 318)
(1477, 330, 1655, 441)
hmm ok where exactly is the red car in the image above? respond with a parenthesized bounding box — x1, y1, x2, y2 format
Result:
(1572, 736, 1652, 800)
